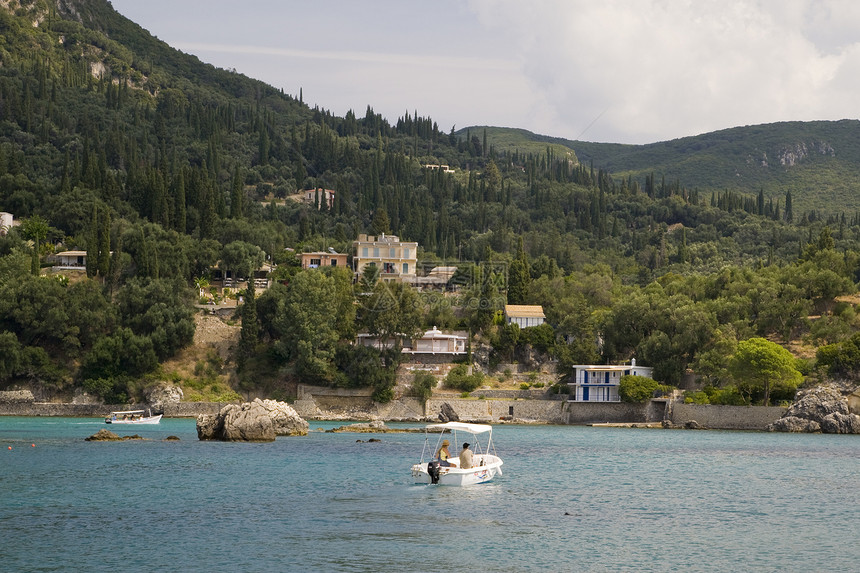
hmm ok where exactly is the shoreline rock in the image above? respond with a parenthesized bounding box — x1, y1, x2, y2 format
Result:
(768, 384, 860, 433)
(326, 421, 423, 433)
(85, 429, 145, 441)
(197, 398, 308, 441)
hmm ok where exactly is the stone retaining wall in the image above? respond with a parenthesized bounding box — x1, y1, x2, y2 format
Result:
(564, 401, 663, 424)
(0, 402, 230, 418)
(669, 403, 786, 430)
(426, 398, 567, 423)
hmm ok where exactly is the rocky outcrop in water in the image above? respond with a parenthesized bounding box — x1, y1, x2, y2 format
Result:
(259, 399, 309, 436)
(85, 429, 144, 441)
(768, 384, 860, 433)
(326, 421, 422, 433)
(196, 398, 308, 442)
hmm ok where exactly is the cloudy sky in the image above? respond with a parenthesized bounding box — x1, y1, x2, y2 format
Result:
(108, 0, 860, 145)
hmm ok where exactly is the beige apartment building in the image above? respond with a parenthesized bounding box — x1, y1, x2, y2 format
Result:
(353, 233, 418, 282)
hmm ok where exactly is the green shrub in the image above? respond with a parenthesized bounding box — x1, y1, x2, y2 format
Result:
(619, 374, 660, 403)
(684, 390, 710, 404)
(704, 385, 747, 406)
(521, 323, 555, 353)
(411, 371, 436, 402)
(214, 390, 242, 402)
(444, 364, 484, 392)
(519, 382, 531, 390)
(372, 385, 394, 403)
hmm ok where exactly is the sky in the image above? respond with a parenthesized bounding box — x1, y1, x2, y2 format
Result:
(107, 0, 860, 145)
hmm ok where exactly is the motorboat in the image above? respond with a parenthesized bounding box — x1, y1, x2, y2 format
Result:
(105, 409, 162, 424)
(411, 421, 503, 486)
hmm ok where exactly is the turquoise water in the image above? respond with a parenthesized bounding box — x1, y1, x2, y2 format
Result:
(2, 417, 859, 572)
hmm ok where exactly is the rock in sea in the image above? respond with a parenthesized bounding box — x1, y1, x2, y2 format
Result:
(85, 429, 144, 441)
(768, 384, 860, 433)
(196, 398, 308, 442)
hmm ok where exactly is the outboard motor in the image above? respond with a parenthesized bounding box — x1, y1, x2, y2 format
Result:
(427, 461, 441, 484)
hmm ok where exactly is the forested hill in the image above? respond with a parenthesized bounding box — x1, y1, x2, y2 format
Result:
(3, 0, 860, 407)
(463, 121, 860, 216)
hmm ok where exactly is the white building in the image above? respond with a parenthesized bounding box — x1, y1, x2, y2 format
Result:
(356, 327, 467, 355)
(504, 305, 545, 329)
(0, 212, 12, 235)
(569, 359, 655, 402)
(52, 250, 88, 269)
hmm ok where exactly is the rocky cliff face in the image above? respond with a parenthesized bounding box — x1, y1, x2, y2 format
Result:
(768, 384, 860, 433)
(196, 398, 308, 442)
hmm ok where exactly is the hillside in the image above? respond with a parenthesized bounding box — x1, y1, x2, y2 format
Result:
(2, 0, 860, 408)
(463, 121, 860, 216)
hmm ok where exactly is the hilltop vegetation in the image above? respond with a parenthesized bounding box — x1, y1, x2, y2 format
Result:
(467, 121, 860, 216)
(1, 0, 860, 406)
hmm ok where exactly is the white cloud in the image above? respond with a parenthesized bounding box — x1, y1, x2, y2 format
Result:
(468, 0, 860, 143)
(175, 42, 516, 72)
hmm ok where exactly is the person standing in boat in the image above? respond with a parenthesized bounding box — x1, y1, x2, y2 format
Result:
(459, 443, 474, 469)
(436, 439, 453, 467)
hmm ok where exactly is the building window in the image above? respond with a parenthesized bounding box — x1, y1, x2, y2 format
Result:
(362, 247, 368, 257)
(390, 248, 396, 258)
(403, 263, 409, 274)
(331, 259, 337, 266)
(373, 248, 379, 258)
(310, 258, 321, 267)
(404, 248, 410, 259)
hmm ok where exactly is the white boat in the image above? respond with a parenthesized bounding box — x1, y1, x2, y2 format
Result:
(105, 409, 162, 425)
(411, 421, 504, 486)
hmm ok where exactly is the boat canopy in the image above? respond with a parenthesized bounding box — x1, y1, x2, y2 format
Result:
(425, 421, 493, 434)
(109, 410, 146, 415)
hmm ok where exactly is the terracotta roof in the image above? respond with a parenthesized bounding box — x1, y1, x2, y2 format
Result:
(504, 305, 545, 318)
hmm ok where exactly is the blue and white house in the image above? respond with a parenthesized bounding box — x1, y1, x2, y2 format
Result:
(569, 359, 654, 402)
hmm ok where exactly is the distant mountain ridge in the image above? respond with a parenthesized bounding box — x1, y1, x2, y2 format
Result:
(461, 120, 860, 215)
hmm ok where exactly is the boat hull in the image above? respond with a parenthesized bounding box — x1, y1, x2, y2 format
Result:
(105, 414, 163, 425)
(412, 454, 503, 486)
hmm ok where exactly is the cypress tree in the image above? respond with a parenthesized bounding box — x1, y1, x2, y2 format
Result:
(98, 208, 110, 276)
(86, 205, 98, 278)
(237, 284, 258, 371)
(230, 166, 244, 219)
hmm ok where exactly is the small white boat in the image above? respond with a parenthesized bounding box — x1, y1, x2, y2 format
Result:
(411, 421, 503, 486)
(105, 409, 162, 425)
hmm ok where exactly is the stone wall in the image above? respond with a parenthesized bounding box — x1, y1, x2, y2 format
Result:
(163, 402, 226, 417)
(669, 403, 786, 430)
(426, 398, 567, 424)
(0, 390, 35, 403)
(0, 402, 230, 418)
(564, 401, 662, 424)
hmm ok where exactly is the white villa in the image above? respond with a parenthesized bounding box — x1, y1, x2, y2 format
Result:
(52, 250, 88, 270)
(356, 327, 467, 355)
(569, 359, 654, 402)
(504, 305, 546, 329)
(0, 212, 13, 235)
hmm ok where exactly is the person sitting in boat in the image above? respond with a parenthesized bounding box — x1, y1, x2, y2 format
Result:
(436, 439, 453, 467)
(459, 442, 474, 469)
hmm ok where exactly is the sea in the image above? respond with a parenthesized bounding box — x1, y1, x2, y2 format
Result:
(1, 417, 859, 573)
